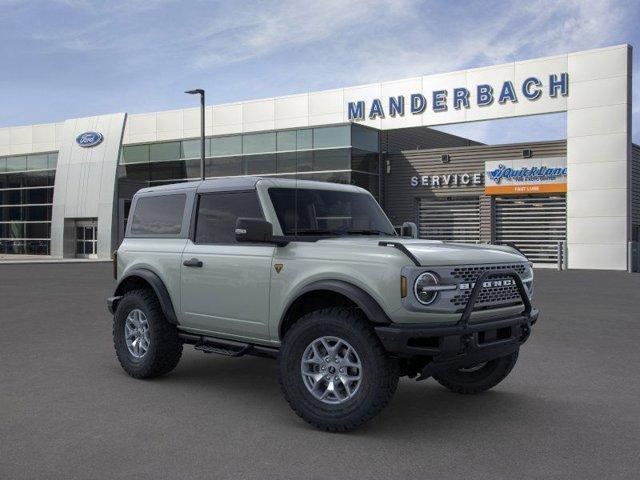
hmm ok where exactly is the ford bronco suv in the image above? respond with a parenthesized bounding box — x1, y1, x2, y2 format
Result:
(108, 177, 537, 431)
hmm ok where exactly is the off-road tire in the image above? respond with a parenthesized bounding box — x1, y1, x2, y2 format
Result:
(113, 289, 183, 379)
(278, 307, 399, 432)
(433, 350, 519, 394)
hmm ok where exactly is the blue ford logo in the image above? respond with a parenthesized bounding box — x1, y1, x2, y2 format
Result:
(76, 131, 103, 148)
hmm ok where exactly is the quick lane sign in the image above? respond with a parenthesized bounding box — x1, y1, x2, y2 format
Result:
(348, 73, 568, 120)
(485, 157, 567, 195)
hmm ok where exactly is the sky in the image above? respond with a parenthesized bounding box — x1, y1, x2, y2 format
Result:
(0, 0, 638, 144)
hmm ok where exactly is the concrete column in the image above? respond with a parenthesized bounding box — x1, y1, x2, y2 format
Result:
(566, 45, 632, 270)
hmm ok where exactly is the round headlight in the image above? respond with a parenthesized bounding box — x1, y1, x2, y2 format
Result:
(414, 272, 439, 305)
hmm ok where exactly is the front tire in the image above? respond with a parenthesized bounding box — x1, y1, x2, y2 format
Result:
(113, 289, 183, 379)
(433, 350, 519, 394)
(278, 308, 399, 432)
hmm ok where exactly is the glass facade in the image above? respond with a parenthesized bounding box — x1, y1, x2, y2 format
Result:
(116, 125, 380, 246)
(118, 123, 380, 202)
(0, 152, 57, 255)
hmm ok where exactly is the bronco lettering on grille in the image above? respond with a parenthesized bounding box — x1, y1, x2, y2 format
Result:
(459, 278, 516, 290)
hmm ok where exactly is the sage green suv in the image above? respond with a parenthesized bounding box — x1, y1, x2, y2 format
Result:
(108, 177, 537, 431)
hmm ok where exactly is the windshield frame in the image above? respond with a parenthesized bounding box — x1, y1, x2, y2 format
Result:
(265, 186, 397, 240)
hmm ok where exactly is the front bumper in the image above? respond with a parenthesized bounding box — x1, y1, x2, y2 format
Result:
(375, 268, 538, 379)
(375, 310, 537, 377)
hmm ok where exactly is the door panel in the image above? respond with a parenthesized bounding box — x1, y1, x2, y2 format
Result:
(180, 241, 274, 339)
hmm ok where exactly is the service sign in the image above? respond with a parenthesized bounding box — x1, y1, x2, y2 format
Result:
(485, 157, 567, 195)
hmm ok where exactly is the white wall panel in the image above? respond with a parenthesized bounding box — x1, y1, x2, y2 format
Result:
(567, 161, 627, 191)
(567, 216, 626, 244)
(567, 132, 628, 164)
(309, 89, 343, 116)
(567, 76, 628, 110)
(32, 124, 56, 144)
(10, 126, 32, 145)
(568, 46, 629, 82)
(568, 244, 628, 271)
(567, 189, 627, 218)
(156, 110, 183, 133)
(212, 104, 241, 135)
(567, 104, 628, 138)
(275, 94, 308, 120)
(127, 113, 156, 135)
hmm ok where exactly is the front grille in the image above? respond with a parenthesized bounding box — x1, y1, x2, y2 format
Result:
(451, 263, 526, 282)
(451, 284, 521, 308)
(449, 264, 528, 311)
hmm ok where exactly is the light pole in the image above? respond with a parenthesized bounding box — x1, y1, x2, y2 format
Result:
(185, 88, 205, 180)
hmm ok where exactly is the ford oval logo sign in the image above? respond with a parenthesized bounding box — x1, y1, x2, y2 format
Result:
(76, 131, 103, 148)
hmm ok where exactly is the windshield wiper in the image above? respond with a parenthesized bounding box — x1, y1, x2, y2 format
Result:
(343, 229, 395, 236)
(286, 229, 346, 236)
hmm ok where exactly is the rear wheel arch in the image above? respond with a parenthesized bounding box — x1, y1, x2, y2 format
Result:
(114, 269, 178, 325)
(279, 280, 390, 340)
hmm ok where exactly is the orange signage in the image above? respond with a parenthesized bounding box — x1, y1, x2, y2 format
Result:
(485, 183, 567, 195)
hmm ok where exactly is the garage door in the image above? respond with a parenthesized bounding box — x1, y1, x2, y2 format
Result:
(419, 196, 480, 243)
(495, 195, 567, 264)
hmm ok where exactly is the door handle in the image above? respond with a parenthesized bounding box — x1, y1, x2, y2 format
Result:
(183, 258, 203, 268)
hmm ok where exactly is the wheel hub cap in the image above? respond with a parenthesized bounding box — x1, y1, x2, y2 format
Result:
(125, 309, 150, 358)
(300, 336, 362, 405)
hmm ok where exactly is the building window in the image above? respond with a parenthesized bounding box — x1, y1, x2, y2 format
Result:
(0, 152, 57, 255)
(211, 135, 242, 157)
(122, 144, 150, 164)
(150, 141, 181, 162)
(313, 126, 350, 149)
(243, 132, 276, 154)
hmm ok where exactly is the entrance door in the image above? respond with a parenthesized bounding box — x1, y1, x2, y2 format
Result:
(494, 195, 567, 264)
(419, 196, 480, 243)
(180, 191, 274, 340)
(76, 220, 98, 258)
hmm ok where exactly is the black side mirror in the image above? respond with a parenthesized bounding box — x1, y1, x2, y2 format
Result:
(235, 218, 274, 243)
(401, 221, 418, 239)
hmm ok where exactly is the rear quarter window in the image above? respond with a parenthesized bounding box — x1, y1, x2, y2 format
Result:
(129, 194, 186, 236)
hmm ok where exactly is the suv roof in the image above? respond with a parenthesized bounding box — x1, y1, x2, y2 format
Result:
(136, 177, 369, 195)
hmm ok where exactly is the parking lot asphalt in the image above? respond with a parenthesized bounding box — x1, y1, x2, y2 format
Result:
(1, 263, 639, 480)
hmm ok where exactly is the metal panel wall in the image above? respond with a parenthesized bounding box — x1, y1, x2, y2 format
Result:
(419, 196, 480, 243)
(383, 139, 567, 229)
(632, 143, 640, 238)
(494, 195, 567, 264)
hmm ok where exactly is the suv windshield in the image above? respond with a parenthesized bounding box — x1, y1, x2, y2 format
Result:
(268, 187, 396, 237)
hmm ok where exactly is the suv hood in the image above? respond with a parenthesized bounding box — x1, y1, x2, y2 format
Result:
(316, 237, 527, 266)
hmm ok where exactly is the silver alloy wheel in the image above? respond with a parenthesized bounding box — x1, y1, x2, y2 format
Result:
(125, 309, 150, 358)
(458, 362, 488, 373)
(300, 336, 362, 405)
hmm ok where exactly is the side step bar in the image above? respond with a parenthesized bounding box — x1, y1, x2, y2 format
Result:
(179, 333, 279, 359)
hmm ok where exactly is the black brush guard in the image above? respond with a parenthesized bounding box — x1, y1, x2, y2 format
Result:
(374, 270, 538, 380)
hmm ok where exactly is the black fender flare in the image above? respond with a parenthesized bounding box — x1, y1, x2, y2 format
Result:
(113, 268, 179, 325)
(280, 279, 390, 336)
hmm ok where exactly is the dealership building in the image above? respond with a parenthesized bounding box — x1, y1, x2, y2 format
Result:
(0, 44, 637, 271)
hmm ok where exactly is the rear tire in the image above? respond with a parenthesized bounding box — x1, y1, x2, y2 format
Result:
(113, 289, 183, 379)
(433, 350, 519, 394)
(278, 307, 399, 432)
